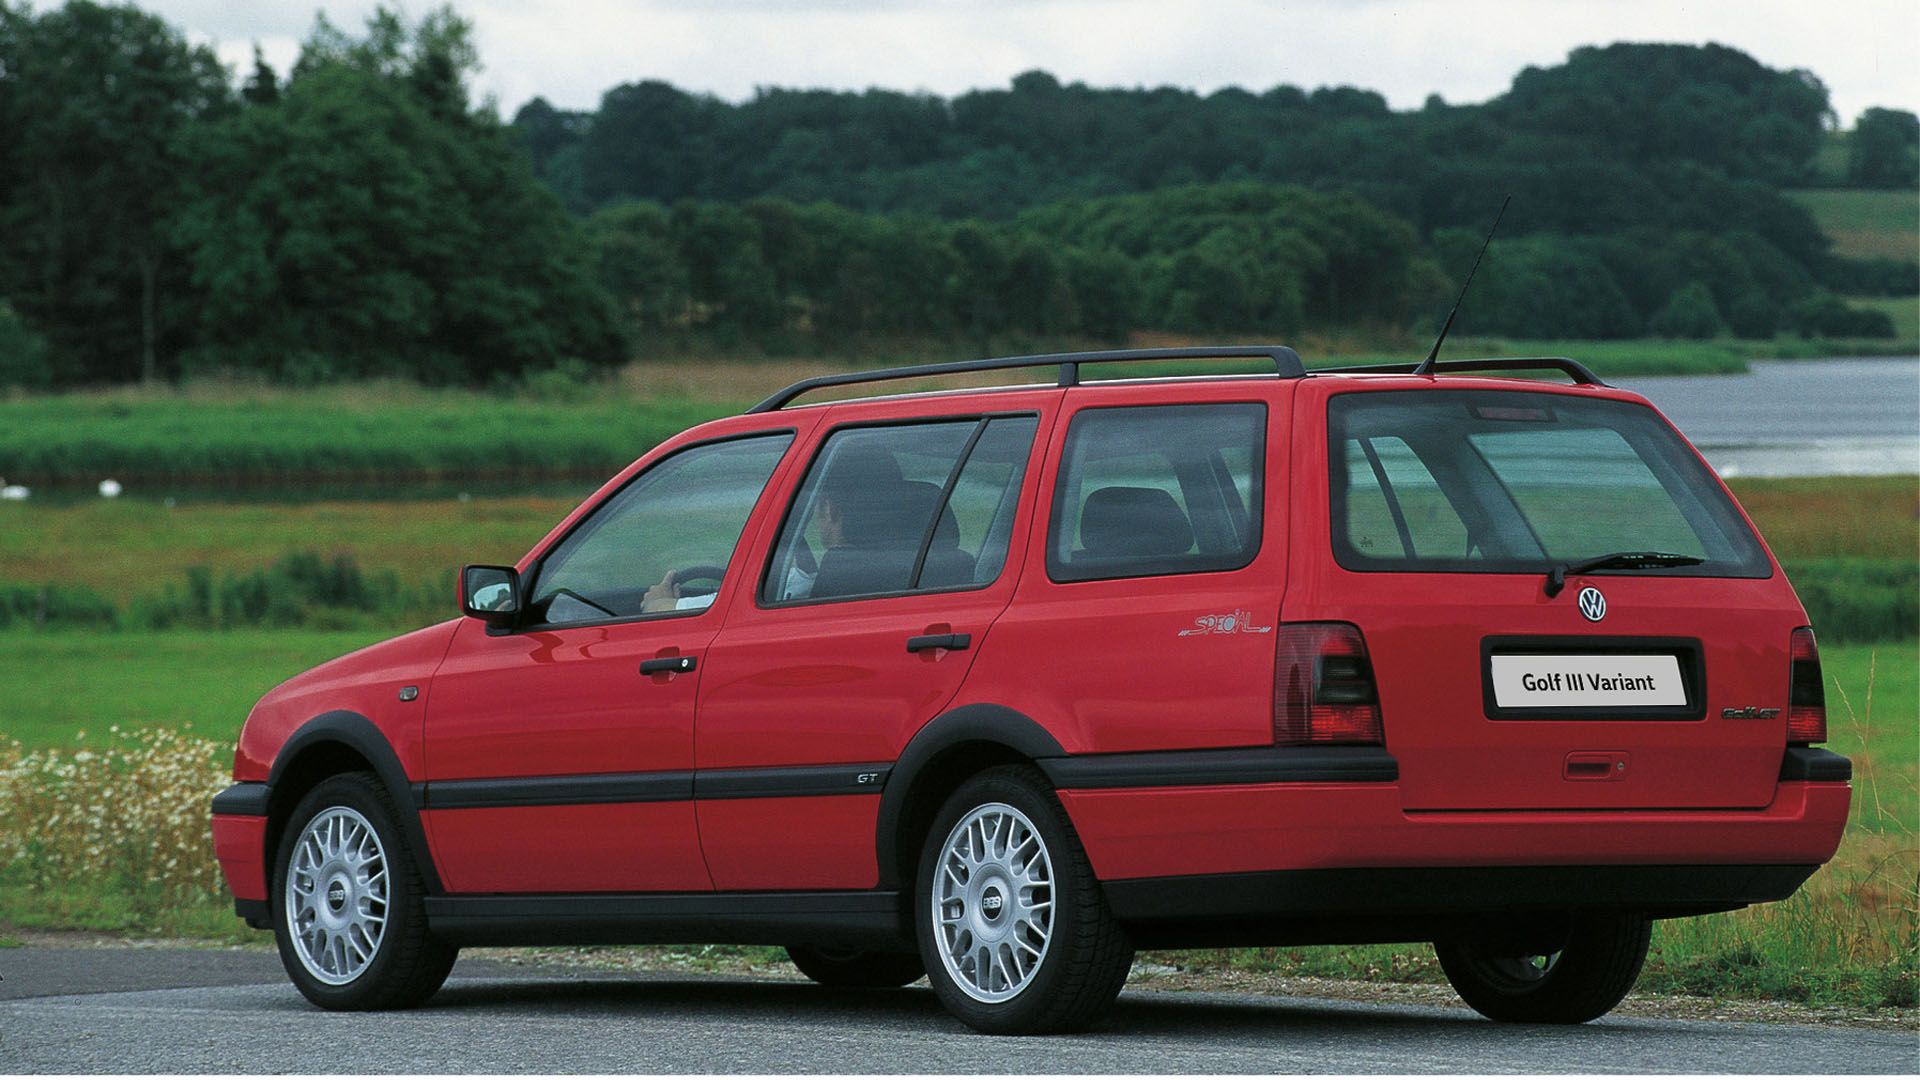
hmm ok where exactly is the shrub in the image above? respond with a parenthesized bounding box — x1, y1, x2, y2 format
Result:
(0, 584, 119, 630)
(0, 728, 230, 903)
(1649, 281, 1726, 339)
(1785, 559, 1918, 644)
(1786, 293, 1898, 338)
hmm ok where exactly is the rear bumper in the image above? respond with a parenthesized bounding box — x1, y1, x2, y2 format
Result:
(1057, 779, 1851, 883)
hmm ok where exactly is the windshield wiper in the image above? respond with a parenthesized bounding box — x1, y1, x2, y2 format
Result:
(1545, 551, 1705, 597)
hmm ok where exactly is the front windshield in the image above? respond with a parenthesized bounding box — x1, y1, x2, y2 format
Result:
(1327, 389, 1770, 577)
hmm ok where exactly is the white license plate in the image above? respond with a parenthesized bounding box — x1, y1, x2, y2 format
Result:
(1489, 654, 1688, 709)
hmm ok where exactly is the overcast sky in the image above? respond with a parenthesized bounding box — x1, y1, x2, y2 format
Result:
(137, 0, 1918, 126)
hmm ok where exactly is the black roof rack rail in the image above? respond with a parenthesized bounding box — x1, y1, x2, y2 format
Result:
(747, 345, 1307, 413)
(1314, 356, 1607, 386)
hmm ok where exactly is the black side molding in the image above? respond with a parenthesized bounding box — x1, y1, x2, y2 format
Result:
(423, 771, 694, 810)
(211, 782, 270, 817)
(695, 764, 892, 800)
(1039, 745, 1398, 789)
(1780, 747, 1852, 782)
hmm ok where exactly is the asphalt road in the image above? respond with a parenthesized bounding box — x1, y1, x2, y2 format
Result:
(0, 948, 1912, 1074)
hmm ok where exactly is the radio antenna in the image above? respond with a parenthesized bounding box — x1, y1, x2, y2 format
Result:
(1413, 194, 1510, 377)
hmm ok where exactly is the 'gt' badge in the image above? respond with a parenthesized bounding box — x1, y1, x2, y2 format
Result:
(1577, 586, 1607, 623)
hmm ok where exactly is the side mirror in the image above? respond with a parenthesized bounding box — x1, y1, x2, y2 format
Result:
(460, 564, 521, 628)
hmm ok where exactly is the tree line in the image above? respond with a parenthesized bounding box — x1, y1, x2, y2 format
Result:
(0, 2, 1911, 389)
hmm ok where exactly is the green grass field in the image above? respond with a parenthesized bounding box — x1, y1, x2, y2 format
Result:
(0, 631, 387, 748)
(1788, 189, 1920, 261)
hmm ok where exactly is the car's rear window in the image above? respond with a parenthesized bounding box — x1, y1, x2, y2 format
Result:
(1327, 389, 1770, 577)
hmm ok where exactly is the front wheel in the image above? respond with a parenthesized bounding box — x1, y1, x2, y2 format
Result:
(272, 771, 457, 1010)
(914, 765, 1133, 1034)
(1435, 913, 1652, 1024)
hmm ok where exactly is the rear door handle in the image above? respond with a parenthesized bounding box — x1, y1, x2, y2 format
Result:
(898, 626, 960, 653)
(906, 633, 970, 653)
(640, 656, 697, 674)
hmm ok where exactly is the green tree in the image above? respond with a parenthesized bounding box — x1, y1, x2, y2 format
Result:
(590, 202, 691, 333)
(1847, 108, 1920, 189)
(1649, 281, 1726, 339)
(0, 0, 231, 383)
(170, 6, 621, 382)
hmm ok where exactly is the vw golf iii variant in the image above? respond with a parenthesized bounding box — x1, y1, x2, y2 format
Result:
(211, 347, 1850, 1033)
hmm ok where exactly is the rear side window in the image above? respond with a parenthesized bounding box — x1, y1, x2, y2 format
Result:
(762, 416, 1040, 604)
(1328, 390, 1769, 577)
(1048, 403, 1266, 582)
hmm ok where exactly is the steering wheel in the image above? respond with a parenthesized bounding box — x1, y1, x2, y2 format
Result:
(672, 564, 727, 598)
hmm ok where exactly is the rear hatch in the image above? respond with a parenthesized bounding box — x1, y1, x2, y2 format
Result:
(1308, 385, 1798, 811)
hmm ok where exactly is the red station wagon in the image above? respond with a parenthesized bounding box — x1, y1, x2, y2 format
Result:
(211, 347, 1851, 1034)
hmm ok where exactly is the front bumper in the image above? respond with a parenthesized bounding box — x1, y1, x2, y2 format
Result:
(210, 782, 269, 906)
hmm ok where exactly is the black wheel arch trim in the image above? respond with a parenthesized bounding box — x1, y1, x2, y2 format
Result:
(211, 781, 270, 817)
(873, 703, 1066, 890)
(263, 710, 444, 894)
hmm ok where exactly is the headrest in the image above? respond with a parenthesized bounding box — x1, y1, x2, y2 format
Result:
(1078, 486, 1193, 558)
(895, 480, 960, 550)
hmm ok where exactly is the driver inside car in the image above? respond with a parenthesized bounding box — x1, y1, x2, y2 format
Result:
(639, 448, 895, 611)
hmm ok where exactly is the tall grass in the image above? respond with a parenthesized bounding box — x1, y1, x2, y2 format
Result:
(0, 727, 235, 935)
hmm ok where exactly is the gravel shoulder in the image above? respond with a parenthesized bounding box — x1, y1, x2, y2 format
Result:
(8, 927, 1908, 1032)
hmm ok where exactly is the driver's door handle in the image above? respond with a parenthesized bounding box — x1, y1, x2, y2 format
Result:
(906, 633, 970, 653)
(640, 656, 697, 675)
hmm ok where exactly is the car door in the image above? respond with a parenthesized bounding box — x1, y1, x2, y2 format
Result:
(960, 384, 1291, 756)
(693, 393, 1059, 890)
(421, 428, 802, 894)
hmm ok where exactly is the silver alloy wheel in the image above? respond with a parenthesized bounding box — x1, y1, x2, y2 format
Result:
(931, 801, 1054, 1003)
(285, 806, 390, 986)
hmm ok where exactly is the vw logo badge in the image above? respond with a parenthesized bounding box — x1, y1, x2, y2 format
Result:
(1577, 586, 1607, 623)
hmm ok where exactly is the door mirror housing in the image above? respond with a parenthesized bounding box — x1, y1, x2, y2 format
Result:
(460, 564, 521, 627)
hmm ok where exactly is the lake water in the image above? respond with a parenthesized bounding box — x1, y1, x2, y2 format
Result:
(1615, 356, 1919, 478)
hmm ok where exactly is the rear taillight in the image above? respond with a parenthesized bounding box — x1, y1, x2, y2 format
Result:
(1788, 627, 1826, 744)
(1275, 622, 1383, 745)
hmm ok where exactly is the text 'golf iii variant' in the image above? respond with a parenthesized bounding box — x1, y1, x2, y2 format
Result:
(211, 347, 1850, 1033)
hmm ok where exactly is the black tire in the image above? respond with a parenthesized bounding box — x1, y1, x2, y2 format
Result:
(913, 765, 1133, 1035)
(1435, 913, 1652, 1024)
(271, 771, 457, 1010)
(785, 945, 925, 988)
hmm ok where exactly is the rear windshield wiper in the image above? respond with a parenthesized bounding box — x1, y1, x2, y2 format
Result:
(1545, 551, 1705, 597)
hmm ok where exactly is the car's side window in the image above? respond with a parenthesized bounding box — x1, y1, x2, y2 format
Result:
(1047, 403, 1266, 582)
(763, 415, 1040, 604)
(526, 433, 794, 626)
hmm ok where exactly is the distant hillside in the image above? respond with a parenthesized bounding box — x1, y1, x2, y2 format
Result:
(1789, 190, 1920, 260)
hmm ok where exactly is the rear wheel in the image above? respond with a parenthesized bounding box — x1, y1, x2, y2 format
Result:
(272, 772, 456, 1010)
(1435, 913, 1651, 1023)
(785, 945, 924, 988)
(914, 765, 1133, 1034)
